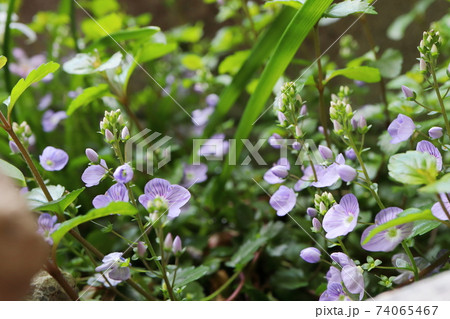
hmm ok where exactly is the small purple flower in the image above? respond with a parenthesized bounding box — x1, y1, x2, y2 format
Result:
(192, 105, 215, 127)
(93, 183, 129, 208)
(270, 185, 296, 216)
(198, 134, 229, 158)
(38, 93, 52, 110)
(264, 158, 290, 184)
(39, 146, 69, 171)
(37, 213, 60, 245)
(294, 165, 326, 191)
(431, 193, 450, 221)
(300, 247, 321, 263)
(113, 163, 134, 184)
(138, 178, 191, 218)
(206, 93, 219, 107)
(323, 194, 359, 239)
(85, 148, 99, 163)
(42, 110, 67, 132)
(388, 114, 415, 144)
(318, 145, 333, 160)
(361, 207, 413, 252)
(268, 133, 284, 149)
(9, 141, 20, 154)
(401, 85, 415, 99)
(181, 163, 208, 187)
(82, 159, 108, 187)
(428, 127, 443, 139)
(329, 252, 365, 300)
(10, 48, 52, 81)
(345, 148, 357, 160)
(172, 236, 182, 254)
(95, 252, 131, 281)
(337, 165, 357, 182)
(416, 140, 442, 171)
(320, 283, 351, 301)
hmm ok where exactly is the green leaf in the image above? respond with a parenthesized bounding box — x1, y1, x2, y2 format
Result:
(35, 188, 85, 213)
(326, 66, 381, 83)
(67, 84, 110, 115)
(362, 208, 437, 245)
(0, 159, 26, 186)
(324, 0, 377, 18)
(420, 173, 450, 194)
(51, 202, 138, 248)
(181, 54, 204, 70)
(85, 26, 160, 51)
(388, 151, 438, 185)
(0, 55, 7, 69)
(264, 0, 304, 9)
(138, 42, 177, 63)
(6, 62, 60, 118)
(218, 0, 333, 184)
(170, 266, 209, 288)
(219, 50, 251, 75)
(28, 185, 66, 209)
(374, 49, 403, 79)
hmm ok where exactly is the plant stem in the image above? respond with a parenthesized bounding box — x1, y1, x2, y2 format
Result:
(430, 65, 450, 140)
(337, 237, 349, 256)
(44, 259, 79, 301)
(201, 270, 241, 301)
(401, 241, 419, 281)
(313, 25, 331, 148)
(240, 0, 258, 40)
(69, 0, 80, 52)
(2, 0, 15, 93)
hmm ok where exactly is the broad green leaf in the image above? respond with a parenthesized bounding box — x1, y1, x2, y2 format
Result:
(138, 42, 177, 63)
(210, 26, 244, 53)
(6, 62, 60, 118)
(81, 13, 123, 41)
(51, 202, 138, 248)
(264, 0, 304, 9)
(362, 209, 437, 245)
(85, 26, 160, 51)
(203, 6, 296, 138)
(181, 54, 204, 70)
(326, 66, 381, 83)
(0, 159, 26, 186)
(35, 188, 85, 213)
(0, 55, 6, 69)
(324, 0, 377, 18)
(219, 50, 251, 75)
(170, 22, 203, 43)
(170, 266, 209, 288)
(218, 0, 334, 184)
(420, 173, 450, 194)
(67, 84, 110, 115)
(374, 49, 403, 79)
(28, 185, 65, 209)
(388, 151, 438, 185)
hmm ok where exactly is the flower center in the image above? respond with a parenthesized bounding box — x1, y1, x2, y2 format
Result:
(387, 227, 399, 239)
(46, 159, 54, 167)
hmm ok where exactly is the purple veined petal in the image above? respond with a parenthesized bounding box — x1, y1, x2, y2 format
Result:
(39, 146, 69, 171)
(341, 264, 365, 300)
(416, 140, 442, 171)
(109, 267, 131, 281)
(82, 160, 108, 187)
(269, 186, 296, 216)
(300, 247, 321, 263)
(339, 194, 359, 216)
(319, 283, 350, 301)
(323, 195, 359, 239)
(144, 178, 171, 199)
(92, 195, 112, 209)
(330, 252, 354, 268)
(326, 266, 342, 284)
(312, 163, 340, 188)
(166, 185, 191, 218)
(264, 169, 285, 184)
(337, 165, 357, 182)
(431, 194, 450, 220)
(335, 153, 345, 165)
(106, 183, 129, 202)
(387, 114, 415, 144)
(138, 194, 151, 209)
(374, 207, 402, 225)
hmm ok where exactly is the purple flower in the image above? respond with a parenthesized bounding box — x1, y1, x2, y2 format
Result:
(294, 165, 326, 191)
(39, 146, 69, 171)
(300, 247, 321, 263)
(38, 93, 52, 110)
(82, 159, 108, 187)
(326, 266, 342, 284)
(401, 85, 415, 99)
(323, 194, 359, 239)
(192, 105, 215, 127)
(345, 148, 357, 160)
(264, 158, 290, 184)
(172, 236, 182, 254)
(181, 163, 208, 187)
(268, 133, 284, 149)
(9, 141, 20, 154)
(37, 213, 60, 245)
(428, 127, 443, 139)
(93, 183, 129, 208)
(388, 114, 415, 144)
(95, 252, 131, 281)
(206, 93, 219, 107)
(329, 252, 365, 300)
(42, 110, 67, 132)
(416, 140, 442, 171)
(277, 111, 287, 126)
(320, 283, 351, 301)
(361, 207, 413, 252)
(269, 185, 296, 216)
(10, 48, 52, 81)
(431, 193, 450, 221)
(337, 165, 357, 182)
(198, 134, 229, 158)
(319, 145, 333, 160)
(138, 178, 191, 218)
(113, 163, 134, 184)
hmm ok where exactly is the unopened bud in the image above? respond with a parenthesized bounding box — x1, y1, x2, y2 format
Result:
(85, 148, 99, 163)
(312, 218, 322, 232)
(105, 129, 114, 143)
(172, 236, 182, 254)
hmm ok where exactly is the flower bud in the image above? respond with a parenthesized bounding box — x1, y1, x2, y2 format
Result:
(300, 105, 307, 116)
(292, 141, 301, 151)
(319, 202, 327, 214)
(428, 126, 443, 139)
(172, 236, 182, 254)
(318, 145, 333, 160)
(164, 233, 173, 250)
(401, 85, 415, 99)
(358, 116, 367, 129)
(332, 120, 342, 132)
(9, 141, 20, 154)
(306, 207, 318, 218)
(337, 165, 357, 182)
(419, 59, 427, 72)
(312, 218, 322, 232)
(121, 126, 130, 141)
(105, 129, 114, 143)
(345, 148, 357, 160)
(85, 148, 99, 163)
(431, 44, 438, 56)
(137, 241, 147, 258)
(300, 247, 321, 263)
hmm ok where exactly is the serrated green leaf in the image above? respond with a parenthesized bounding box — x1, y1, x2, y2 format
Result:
(67, 84, 110, 115)
(51, 202, 138, 248)
(326, 66, 381, 83)
(362, 208, 437, 245)
(324, 0, 377, 18)
(420, 173, 450, 194)
(170, 266, 209, 288)
(35, 188, 85, 213)
(6, 62, 60, 118)
(388, 151, 438, 185)
(0, 159, 26, 186)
